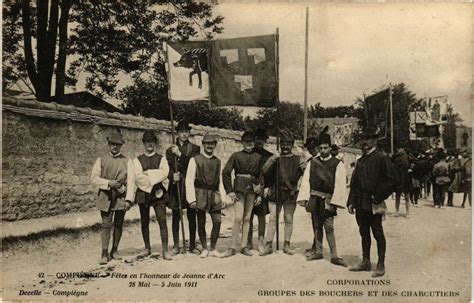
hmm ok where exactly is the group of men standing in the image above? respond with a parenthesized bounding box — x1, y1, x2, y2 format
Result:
(91, 122, 399, 278)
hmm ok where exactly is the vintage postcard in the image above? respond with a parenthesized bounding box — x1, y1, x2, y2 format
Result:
(2, 1, 472, 302)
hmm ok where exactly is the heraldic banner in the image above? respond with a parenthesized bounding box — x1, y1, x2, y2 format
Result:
(209, 34, 277, 107)
(365, 88, 390, 138)
(166, 41, 211, 102)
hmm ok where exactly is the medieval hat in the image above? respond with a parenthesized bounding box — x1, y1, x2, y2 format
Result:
(176, 120, 191, 131)
(241, 131, 255, 142)
(317, 126, 331, 145)
(304, 137, 318, 149)
(255, 128, 269, 140)
(280, 131, 295, 143)
(142, 130, 157, 142)
(107, 132, 124, 145)
(202, 133, 218, 143)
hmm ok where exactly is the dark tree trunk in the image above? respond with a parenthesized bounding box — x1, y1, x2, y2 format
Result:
(55, 0, 72, 101)
(22, 0, 48, 101)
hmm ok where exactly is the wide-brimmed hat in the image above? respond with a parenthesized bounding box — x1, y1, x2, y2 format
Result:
(176, 120, 191, 131)
(107, 132, 124, 145)
(280, 131, 295, 143)
(254, 128, 269, 140)
(360, 126, 380, 140)
(241, 131, 255, 142)
(202, 133, 218, 143)
(304, 137, 318, 149)
(142, 130, 157, 142)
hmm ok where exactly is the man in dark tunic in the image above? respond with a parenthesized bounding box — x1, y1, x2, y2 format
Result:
(222, 131, 263, 257)
(297, 132, 347, 266)
(392, 147, 410, 217)
(347, 129, 399, 278)
(91, 132, 131, 265)
(260, 132, 305, 256)
(185, 133, 228, 258)
(247, 128, 273, 254)
(126, 130, 171, 260)
(166, 120, 201, 254)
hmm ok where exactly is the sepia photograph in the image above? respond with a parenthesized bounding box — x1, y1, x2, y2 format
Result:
(2, 1, 472, 301)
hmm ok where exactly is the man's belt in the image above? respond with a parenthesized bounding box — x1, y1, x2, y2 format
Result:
(236, 174, 253, 178)
(310, 190, 332, 199)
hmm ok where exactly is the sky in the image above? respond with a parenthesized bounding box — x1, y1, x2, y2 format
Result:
(211, 2, 472, 124)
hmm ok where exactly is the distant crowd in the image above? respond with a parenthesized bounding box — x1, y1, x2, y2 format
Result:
(389, 146, 472, 216)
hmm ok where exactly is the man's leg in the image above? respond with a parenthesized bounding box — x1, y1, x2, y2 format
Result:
(404, 192, 410, 217)
(153, 204, 171, 259)
(247, 210, 255, 249)
(432, 184, 440, 207)
(225, 194, 244, 257)
(240, 193, 255, 256)
(349, 209, 371, 271)
(196, 209, 208, 257)
(187, 207, 199, 253)
(447, 191, 454, 206)
(283, 202, 296, 255)
(257, 214, 266, 252)
(395, 192, 401, 216)
(171, 209, 181, 253)
(307, 210, 324, 261)
(262, 201, 277, 256)
(440, 184, 448, 207)
(110, 210, 126, 259)
(325, 216, 347, 266)
(210, 212, 222, 251)
(100, 210, 113, 264)
(139, 204, 151, 253)
(371, 213, 386, 277)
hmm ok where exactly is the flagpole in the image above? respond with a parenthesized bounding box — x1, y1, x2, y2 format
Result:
(389, 83, 394, 154)
(275, 27, 280, 251)
(303, 7, 309, 142)
(164, 42, 187, 254)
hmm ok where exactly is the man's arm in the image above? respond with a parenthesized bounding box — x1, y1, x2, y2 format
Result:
(373, 155, 399, 203)
(330, 161, 347, 208)
(296, 161, 311, 202)
(147, 157, 170, 185)
(222, 154, 235, 194)
(125, 159, 137, 202)
(91, 158, 110, 190)
(185, 157, 197, 204)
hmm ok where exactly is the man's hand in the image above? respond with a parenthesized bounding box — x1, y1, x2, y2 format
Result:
(263, 188, 271, 198)
(271, 151, 280, 161)
(254, 196, 262, 206)
(109, 180, 121, 189)
(348, 205, 355, 214)
(227, 192, 238, 203)
(125, 200, 133, 211)
(297, 200, 308, 207)
(189, 201, 197, 209)
(171, 146, 182, 157)
(173, 172, 181, 182)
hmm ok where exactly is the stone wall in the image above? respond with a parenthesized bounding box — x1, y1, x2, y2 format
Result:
(2, 96, 360, 221)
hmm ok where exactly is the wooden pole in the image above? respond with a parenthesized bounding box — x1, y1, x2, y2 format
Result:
(164, 42, 187, 254)
(275, 27, 280, 251)
(389, 83, 394, 154)
(304, 7, 309, 142)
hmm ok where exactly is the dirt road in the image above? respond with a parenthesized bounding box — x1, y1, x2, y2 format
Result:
(2, 195, 471, 301)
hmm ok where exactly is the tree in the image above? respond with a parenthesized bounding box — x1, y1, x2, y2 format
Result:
(247, 101, 304, 139)
(18, 0, 72, 101)
(309, 102, 356, 118)
(3, 1, 223, 106)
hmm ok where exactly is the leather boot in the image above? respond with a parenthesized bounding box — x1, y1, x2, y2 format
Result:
(349, 258, 371, 271)
(109, 247, 122, 260)
(259, 241, 273, 256)
(283, 241, 294, 255)
(99, 250, 109, 265)
(372, 261, 385, 277)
